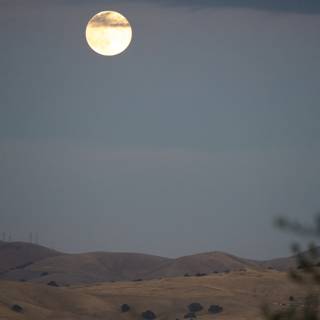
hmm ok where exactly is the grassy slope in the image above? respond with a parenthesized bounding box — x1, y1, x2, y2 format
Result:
(0, 242, 61, 274)
(2, 250, 262, 285)
(0, 269, 303, 320)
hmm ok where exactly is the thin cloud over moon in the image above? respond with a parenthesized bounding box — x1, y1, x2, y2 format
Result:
(88, 11, 130, 28)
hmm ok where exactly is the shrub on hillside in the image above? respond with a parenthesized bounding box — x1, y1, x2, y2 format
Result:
(11, 304, 23, 313)
(142, 310, 157, 319)
(15, 262, 33, 269)
(208, 304, 223, 314)
(184, 312, 196, 318)
(47, 281, 59, 287)
(188, 303, 203, 313)
(121, 304, 130, 312)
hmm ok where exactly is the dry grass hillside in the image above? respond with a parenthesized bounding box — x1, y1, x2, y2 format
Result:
(0, 269, 304, 320)
(0, 250, 260, 285)
(0, 242, 301, 285)
(27, 252, 171, 284)
(145, 251, 259, 278)
(0, 242, 61, 274)
(259, 256, 297, 271)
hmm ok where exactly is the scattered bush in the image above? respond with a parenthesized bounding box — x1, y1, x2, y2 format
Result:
(40, 272, 49, 277)
(141, 310, 157, 319)
(289, 296, 294, 301)
(11, 304, 23, 313)
(208, 304, 223, 314)
(47, 281, 59, 287)
(184, 273, 190, 277)
(121, 304, 130, 312)
(188, 303, 203, 313)
(195, 273, 206, 277)
(184, 312, 196, 318)
(15, 262, 33, 269)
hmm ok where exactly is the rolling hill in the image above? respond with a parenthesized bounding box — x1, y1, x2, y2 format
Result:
(0, 249, 260, 285)
(259, 256, 297, 271)
(144, 251, 260, 279)
(22, 252, 171, 284)
(0, 241, 302, 285)
(0, 242, 61, 274)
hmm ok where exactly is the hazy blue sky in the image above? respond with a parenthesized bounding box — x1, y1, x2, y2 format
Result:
(1, 0, 320, 259)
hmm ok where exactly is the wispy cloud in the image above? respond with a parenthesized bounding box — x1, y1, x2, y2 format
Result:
(1, 0, 320, 14)
(154, 0, 320, 14)
(3, 0, 320, 13)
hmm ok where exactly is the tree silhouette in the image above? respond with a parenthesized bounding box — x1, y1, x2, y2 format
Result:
(263, 214, 320, 320)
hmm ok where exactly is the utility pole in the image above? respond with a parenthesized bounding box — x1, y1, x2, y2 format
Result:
(29, 232, 33, 243)
(35, 232, 39, 245)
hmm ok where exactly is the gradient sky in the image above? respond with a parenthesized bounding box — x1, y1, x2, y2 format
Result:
(1, 0, 320, 259)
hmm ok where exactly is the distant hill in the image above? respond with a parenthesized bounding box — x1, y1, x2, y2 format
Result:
(26, 252, 171, 284)
(0, 241, 306, 285)
(259, 247, 320, 271)
(0, 242, 61, 274)
(259, 256, 297, 271)
(0, 250, 171, 285)
(144, 251, 259, 279)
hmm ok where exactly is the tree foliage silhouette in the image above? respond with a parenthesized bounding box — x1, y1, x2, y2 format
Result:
(263, 214, 320, 320)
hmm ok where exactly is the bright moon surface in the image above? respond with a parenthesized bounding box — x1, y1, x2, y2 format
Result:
(86, 11, 132, 56)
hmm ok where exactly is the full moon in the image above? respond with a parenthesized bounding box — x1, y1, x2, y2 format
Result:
(85, 11, 132, 56)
